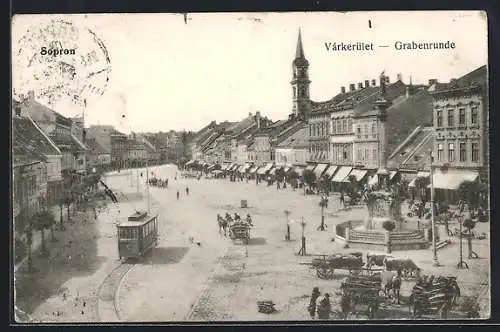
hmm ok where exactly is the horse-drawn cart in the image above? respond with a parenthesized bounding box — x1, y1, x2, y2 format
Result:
(229, 222, 251, 244)
(339, 274, 382, 319)
(302, 253, 364, 279)
(409, 276, 461, 318)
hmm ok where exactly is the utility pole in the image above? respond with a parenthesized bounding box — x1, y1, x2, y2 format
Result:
(430, 152, 440, 267)
(146, 159, 150, 214)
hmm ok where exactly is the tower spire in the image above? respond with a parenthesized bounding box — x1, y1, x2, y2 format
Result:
(295, 28, 305, 59)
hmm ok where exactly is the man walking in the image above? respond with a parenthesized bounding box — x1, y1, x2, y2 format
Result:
(186, 187, 189, 196)
(308, 287, 321, 319)
(339, 191, 345, 208)
(316, 293, 331, 320)
(176, 190, 180, 200)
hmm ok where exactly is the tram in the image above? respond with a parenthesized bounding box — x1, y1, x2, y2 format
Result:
(117, 211, 158, 260)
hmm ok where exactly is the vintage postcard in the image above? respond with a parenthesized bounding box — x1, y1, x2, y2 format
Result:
(11, 11, 489, 322)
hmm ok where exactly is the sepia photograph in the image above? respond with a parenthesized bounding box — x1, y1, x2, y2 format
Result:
(11, 11, 489, 322)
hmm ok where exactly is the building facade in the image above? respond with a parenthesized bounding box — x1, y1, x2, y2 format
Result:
(429, 65, 488, 196)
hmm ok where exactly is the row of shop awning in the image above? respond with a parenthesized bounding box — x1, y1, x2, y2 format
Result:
(407, 169, 479, 190)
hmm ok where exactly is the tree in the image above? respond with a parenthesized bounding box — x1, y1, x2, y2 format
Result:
(382, 220, 396, 232)
(275, 167, 286, 184)
(317, 196, 329, 231)
(317, 174, 330, 195)
(458, 181, 485, 259)
(32, 210, 57, 256)
(288, 170, 299, 190)
(302, 169, 316, 193)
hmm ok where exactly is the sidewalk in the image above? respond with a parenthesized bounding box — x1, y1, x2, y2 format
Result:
(15, 205, 71, 272)
(13, 189, 141, 322)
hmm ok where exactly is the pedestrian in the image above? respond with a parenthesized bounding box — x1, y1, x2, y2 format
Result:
(176, 191, 180, 200)
(186, 187, 189, 195)
(316, 293, 331, 320)
(392, 274, 402, 304)
(340, 291, 351, 319)
(308, 287, 321, 319)
(340, 191, 345, 208)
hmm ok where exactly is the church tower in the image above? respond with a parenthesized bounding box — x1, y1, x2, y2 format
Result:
(291, 29, 311, 120)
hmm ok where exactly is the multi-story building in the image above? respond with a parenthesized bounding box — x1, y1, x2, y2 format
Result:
(85, 138, 112, 169)
(17, 91, 88, 176)
(110, 131, 129, 168)
(275, 124, 309, 166)
(429, 65, 488, 201)
(13, 104, 63, 207)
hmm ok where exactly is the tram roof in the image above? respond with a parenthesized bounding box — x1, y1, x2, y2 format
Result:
(117, 212, 157, 227)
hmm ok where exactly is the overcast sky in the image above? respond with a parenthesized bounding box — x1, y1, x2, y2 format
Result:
(12, 11, 487, 134)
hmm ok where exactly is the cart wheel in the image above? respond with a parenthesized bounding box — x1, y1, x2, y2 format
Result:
(326, 267, 335, 279)
(317, 267, 328, 279)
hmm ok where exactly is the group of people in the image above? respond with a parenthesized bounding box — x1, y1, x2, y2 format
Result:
(148, 176, 169, 188)
(216, 212, 253, 236)
(308, 287, 331, 320)
(176, 187, 189, 200)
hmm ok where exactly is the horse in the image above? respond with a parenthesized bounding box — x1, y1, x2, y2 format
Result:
(217, 215, 228, 236)
(384, 275, 402, 304)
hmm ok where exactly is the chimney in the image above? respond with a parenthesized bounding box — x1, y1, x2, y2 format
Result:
(371, 79, 376, 86)
(256, 111, 261, 129)
(341, 86, 346, 94)
(365, 80, 370, 88)
(428, 79, 438, 86)
(358, 82, 363, 90)
(397, 73, 402, 82)
(349, 84, 356, 91)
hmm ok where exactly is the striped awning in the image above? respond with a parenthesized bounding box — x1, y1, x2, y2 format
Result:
(185, 160, 195, 166)
(389, 170, 398, 180)
(294, 166, 305, 176)
(323, 165, 338, 179)
(305, 164, 316, 171)
(331, 166, 353, 183)
(269, 166, 277, 175)
(257, 163, 273, 175)
(427, 169, 479, 190)
(248, 166, 259, 174)
(314, 163, 329, 178)
(283, 166, 292, 173)
(346, 169, 368, 182)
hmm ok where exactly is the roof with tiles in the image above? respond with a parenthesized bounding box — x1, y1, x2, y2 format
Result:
(385, 87, 433, 155)
(276, 125, 308, 149)
(352, 80, 408, 117)
(85, 137, 109, 155)
(387, 126, 433, 170)
(431, 65, 487, 93)
(13, 115, 61, 156)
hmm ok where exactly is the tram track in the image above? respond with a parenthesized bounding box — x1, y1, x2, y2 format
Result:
(96, 262, 136, 322)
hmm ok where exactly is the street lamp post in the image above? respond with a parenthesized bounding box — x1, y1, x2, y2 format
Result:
(298, 218, 307, 256)
(456, 214, 468, 269)
(284, 210, 291, 241)
(430, 152, 440, 267)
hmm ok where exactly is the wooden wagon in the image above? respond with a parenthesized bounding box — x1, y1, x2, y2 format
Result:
(409, 276, 461, 318)
(384, 258, 420, 279)
(339, 275, 383, 319)
(229, 222, 251, 244)
(303, 253, 364, 279)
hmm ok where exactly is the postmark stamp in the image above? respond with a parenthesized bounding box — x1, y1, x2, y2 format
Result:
(13, 19, 112, 108)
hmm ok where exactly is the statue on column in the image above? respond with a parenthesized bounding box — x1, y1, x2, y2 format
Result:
(379, 70, 387, 96)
